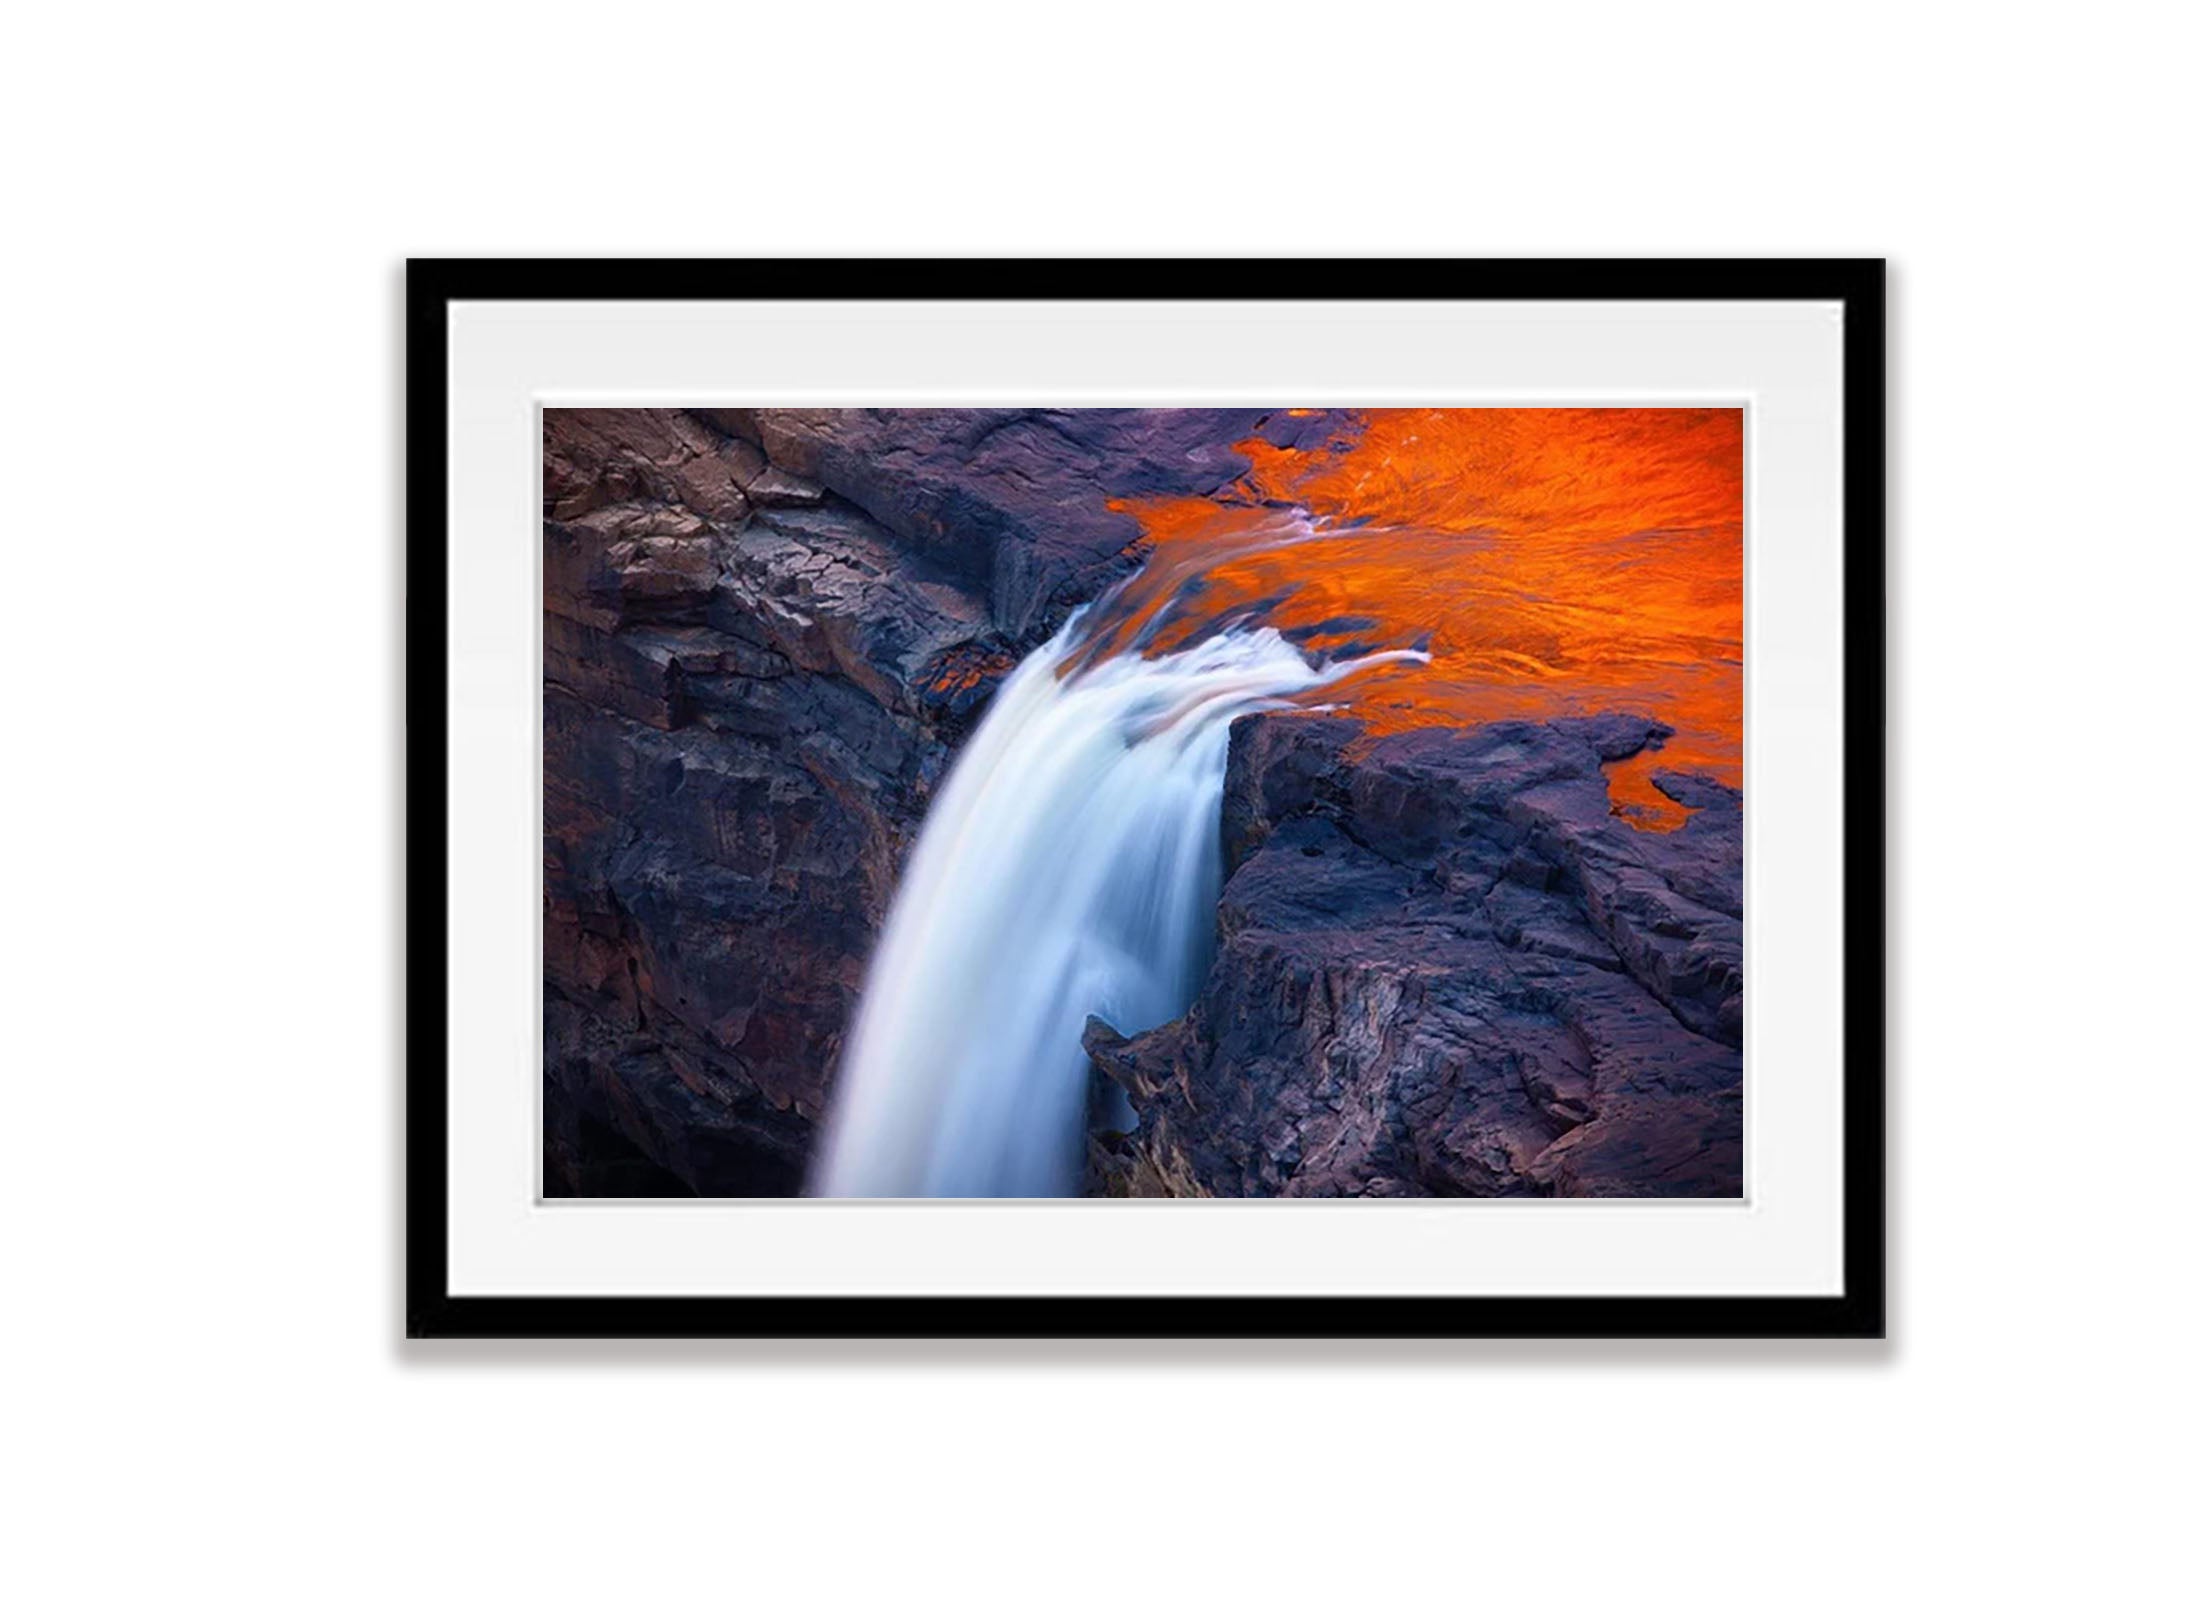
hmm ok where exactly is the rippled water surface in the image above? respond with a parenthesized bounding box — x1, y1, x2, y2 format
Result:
(1116, 408, 1743, 828)
(815, 408, 1743, 1195)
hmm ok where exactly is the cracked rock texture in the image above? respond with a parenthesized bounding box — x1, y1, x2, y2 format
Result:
(543, 405, 1741, 1200)
(543, 406, 1292, 1195)
(1083, 712, 1743, 1197)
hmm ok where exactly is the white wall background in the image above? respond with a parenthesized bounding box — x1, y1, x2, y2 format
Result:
(5, 3, 2190, 1595)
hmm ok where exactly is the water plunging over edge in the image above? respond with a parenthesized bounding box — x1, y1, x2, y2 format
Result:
(814, 529, 1427, 1197)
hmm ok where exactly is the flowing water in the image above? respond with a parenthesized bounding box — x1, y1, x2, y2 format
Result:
(813, 407, 1743, 1197)
(814, 535, 1422, 1197)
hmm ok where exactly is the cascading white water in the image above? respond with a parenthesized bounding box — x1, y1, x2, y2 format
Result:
(814, 563, 1423, 1198)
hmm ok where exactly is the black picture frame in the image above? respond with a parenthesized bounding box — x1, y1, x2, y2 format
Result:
(406, 258, 1886, 1339)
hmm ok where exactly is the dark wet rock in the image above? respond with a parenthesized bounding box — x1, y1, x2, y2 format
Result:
(545, 404, 1744, 1201)
(1283, 613, 1382, 646)
(544, 407, 1292, 1196)
(684, 408, 1282, 634)
(744, 465, 828, 508)
(544, 987, 812, 1198)
(1086, 713, 1743, 1198)
(546, 408, 758, 526)
(1245, 406, 1365, 460)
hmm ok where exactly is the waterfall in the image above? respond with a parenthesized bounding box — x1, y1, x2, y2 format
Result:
(814, 551, 1423, 1198)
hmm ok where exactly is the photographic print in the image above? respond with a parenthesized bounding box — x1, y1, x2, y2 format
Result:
(543, 405, 1744, 1201)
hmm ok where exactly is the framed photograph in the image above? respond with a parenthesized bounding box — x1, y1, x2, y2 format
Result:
(407, 259, 1884, 1338)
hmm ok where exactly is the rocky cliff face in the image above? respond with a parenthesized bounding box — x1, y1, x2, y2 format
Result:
(542, 407, 1286, 1195)
(1084, 713, 1743, 1197)
(544, 406, 1742, 1200)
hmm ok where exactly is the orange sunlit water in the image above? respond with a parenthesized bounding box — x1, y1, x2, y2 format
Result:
(1105, 408, 1743, 830)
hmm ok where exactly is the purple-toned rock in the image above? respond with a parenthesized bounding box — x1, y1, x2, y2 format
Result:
(542, 405, 1742, 1202)
(544, 406, 1312, 1195)
(1086, 712, 1742, 1198)
(687, 407, 1317, 634)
